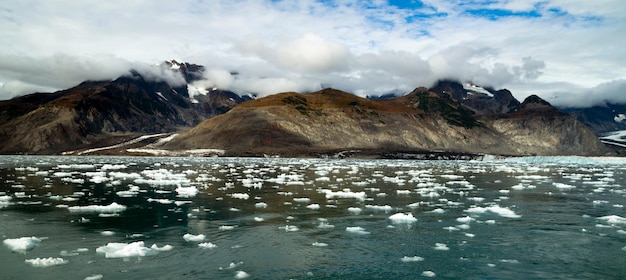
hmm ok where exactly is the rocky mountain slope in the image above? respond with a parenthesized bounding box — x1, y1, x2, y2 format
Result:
(0, 61, 248, 154)
(163, 83, 609, 157)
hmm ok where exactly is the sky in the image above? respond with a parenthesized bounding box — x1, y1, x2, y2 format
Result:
(0, 0, 625, 107)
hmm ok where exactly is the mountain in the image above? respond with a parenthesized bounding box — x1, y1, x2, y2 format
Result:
(559, 103, 626, 135)
(162, 82, 609, 157)
(558, 103, 626, 154)
(0, 61, 249, 154)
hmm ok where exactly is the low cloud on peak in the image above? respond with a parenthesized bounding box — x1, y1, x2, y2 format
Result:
(1, 0, 624, 106)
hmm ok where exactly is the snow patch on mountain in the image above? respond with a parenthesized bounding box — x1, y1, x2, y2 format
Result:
(615, 113, 626, 123)
(463, 83, 493, 97)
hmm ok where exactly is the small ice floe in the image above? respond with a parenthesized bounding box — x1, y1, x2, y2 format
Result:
(597, 215, 626, 225)
(230, 193, 250, 200)
(255, 202, 268, 208)
(198, 242, 217, 249)
(456, 216, 475, 223)
(3, 236, 42, 253)
(319, 189, 366, 201)
(347, 207, 362, 214)
(346, 226, 370, 235)
(234, 270, 250, 279)
(84, 274, 103, 280)
(219, 261, 244, 270)
(365, 205, 393, 212)
(175, 186, 199, 198)
(68, 202, 127, 214)
(388, 213, 417, 223)
(0, 195, 11, 209)
(434, 243, 449, 250)
(318, 222, 335, 229)
(400, 256, 424, 262)
(293, 197, 311, 203)
(25, 257, 68, 267)
(183, 233, 206, 242)
(100, 231, 115, 236)
(464, 205, 521, 218)
(553, 182, 576, 190)
(279, 225, 299, 232)
(219, 225, 236, 231)
(312, 242, 328, 247)
(421, 271, 436, 277)
(254, 217, 265, 222)
(306, 204, 321, 210)
(96, 241, 169, 258)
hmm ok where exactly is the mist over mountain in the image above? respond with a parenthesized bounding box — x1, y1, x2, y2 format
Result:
(0, 59, 618, 157)
(0, 61, 249, 154)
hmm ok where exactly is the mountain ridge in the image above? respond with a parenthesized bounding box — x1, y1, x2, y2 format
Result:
(163, 84, 609, 157)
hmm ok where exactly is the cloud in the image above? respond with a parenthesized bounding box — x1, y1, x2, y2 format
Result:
(238, 33, 351, 74)
(547, 79, 626, 108)
(0, 0, 624, 105)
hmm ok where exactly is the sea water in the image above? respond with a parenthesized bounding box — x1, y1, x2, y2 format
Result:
(0, 155, 625, 279)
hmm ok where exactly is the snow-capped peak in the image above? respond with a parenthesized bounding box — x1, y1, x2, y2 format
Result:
(463, 83, 493, 97)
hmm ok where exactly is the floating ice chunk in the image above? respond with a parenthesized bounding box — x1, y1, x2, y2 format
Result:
(365, 205, 393, 212)
(421, 271, 436, 277)
(148, 198, 174, 204)
(553, 182, 576, 190)
(346, 226, 370, 235)
(68, 202, 127, 214)
(434, 243, 449, 250)
(219, 261, 244, 270)
(279, 225, 299, 232)
(400, 256, 424, 262)
(318, 222, 335, 229)
(230, 193, 250, 200)
(100, 231, 115, 236)
(312, 242, 328, 247)
(183, 233, 206, 242)
(306, 204, 321, 210)
(389, 213, 417, 223)
(396, 190, 411, 195)
(293, 197, 311, 203)
(464, 205, 521, 218)
(0, 195, 10, 208)
(254, 217, 265, 222)
(235, 271, 250, 279)
(219, 225, 236, 231)
(96, 241, 161, 258)
(597, 215, 626, 225)
(255, 202, 268, 208)
(176, 186, 199, 198)
(456, 216, 475, 223)
(430, 208, 445, 214)
(150, 244, 173, 251)
(25, 257, 68, 267)
(84, 274, 103, 280)
(348, 207, 362, 214)
(319, 189, 366, 201)
(3, 236, 42, 253)
(198, 242, 217, 249)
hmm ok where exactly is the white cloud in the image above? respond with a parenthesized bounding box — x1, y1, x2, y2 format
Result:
(0, 0, 624, 105)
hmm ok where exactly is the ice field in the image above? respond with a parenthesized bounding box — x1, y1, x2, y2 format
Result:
(1, 155, 625, 279)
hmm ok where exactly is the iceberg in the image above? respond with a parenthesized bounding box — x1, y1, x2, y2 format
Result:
(388, 213, 417, 223)
(96, 241, 166, 258)
(3, 236, 42, 253)
(25, 257, 68, 267)
(400, 256, 424, 262)
(68, 202, 127, 214)
(183, 233, 206, 242)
